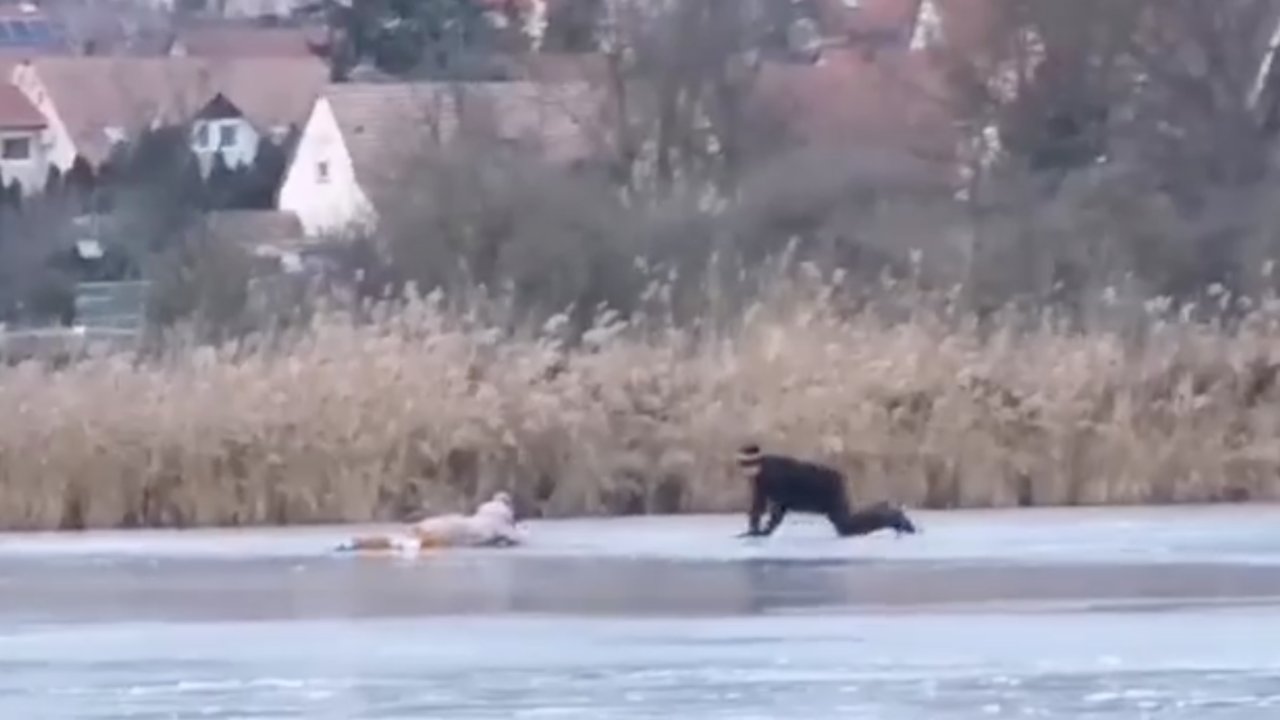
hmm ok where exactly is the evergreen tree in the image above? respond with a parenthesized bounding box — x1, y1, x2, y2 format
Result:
(108, 126, 208, 254)
(6, 180, 22, 210)
(205, 151, 236, 210)
(64, 157, 95, 213)
(43, 165, 63, 197)
(322, 0, 496, 78)
(241, 139, 288, 209)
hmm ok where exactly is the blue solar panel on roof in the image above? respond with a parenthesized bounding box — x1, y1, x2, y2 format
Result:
(0, 17, 65, 48)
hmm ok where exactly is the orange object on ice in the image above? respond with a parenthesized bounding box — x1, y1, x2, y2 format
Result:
(334, 491, 524, 554)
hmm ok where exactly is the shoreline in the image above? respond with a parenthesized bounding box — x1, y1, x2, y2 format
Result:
(3, 501, 1280, 538)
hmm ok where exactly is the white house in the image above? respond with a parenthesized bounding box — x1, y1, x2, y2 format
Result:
(9, 57, 210, 172)
(190, 92, 261, 174)
(277, 80, 609, 237)
(9, 56, 327, 174)
(275, 84, 386, 237)
(0, 81, 50, 195)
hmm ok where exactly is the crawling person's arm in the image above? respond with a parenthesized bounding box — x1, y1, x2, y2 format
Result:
(736, 444, 769, 537)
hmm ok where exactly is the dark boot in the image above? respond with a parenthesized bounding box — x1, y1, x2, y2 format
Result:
(831, 502, 918, 537)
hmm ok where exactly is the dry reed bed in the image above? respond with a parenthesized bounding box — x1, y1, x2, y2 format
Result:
(2, 270, 1280, 531)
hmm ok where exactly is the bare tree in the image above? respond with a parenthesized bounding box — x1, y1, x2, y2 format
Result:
(600, 0, 773, 200)
(930, 0, 1280, 318)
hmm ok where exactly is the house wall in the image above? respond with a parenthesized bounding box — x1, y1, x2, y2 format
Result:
(0, 126, 50, 195)
(277, 97, 377, 236)
(191, 115, 260, 174)
(9, 64, 78, 173)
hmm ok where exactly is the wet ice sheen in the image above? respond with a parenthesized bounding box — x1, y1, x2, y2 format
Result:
(2, 506, 1280, 719)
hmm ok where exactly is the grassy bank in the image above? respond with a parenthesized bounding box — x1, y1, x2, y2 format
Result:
(2, 264, 1280, 531)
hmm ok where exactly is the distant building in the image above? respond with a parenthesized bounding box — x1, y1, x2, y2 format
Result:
(0, 80, 48, 195)
(9, 55, 328, 174)
(277, 80, 609, 236)
(0, 3, 71, 56)
(189, 92, 262, 173)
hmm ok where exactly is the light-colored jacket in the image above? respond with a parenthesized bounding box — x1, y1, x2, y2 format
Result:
(411, 491, 524, 547)
(336, 491, 525, 554)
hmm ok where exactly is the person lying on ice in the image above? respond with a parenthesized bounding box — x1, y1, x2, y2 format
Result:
(336, 491, 525, 554)
(734, 444, 919, 539)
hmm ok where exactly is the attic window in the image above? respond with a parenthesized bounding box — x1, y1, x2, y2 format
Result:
(2, 137, 31, 160)
(317, 160, 330, 183)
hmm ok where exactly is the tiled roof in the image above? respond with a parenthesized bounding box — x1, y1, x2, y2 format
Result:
(172, 23, 327, 58)
(19, 56, 328, 165)
(17, 57, 212, 165)
(0, 79, 42, 128)
(324, 80, 608, 199)
(199, 56, 330, 132)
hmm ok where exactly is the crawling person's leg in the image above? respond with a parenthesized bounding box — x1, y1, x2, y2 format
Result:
(830, 501, 919, 537)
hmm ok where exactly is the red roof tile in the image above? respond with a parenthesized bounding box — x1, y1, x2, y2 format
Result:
(0, 80, 44, 129)
(16, 56, 328, 165)
(323, 80, 609, 202)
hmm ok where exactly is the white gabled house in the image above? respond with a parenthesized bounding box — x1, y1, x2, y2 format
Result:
(275, 84, 395, 237)
(9, 56, 328, 175)
(277, 80, 611, 237)
(0, 81, 51, 195)
(190, 92, 262, 175)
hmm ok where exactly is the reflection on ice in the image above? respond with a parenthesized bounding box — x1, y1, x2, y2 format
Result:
(4, 612, 1280, 719)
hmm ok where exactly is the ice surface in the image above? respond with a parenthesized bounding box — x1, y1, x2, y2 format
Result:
(3, 506, 1280, 719)
(4, 612, 1280, 719)
(3, 504, 1280, 565)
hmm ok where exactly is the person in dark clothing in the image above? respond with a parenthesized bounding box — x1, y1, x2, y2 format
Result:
(734, 444, 919, 538)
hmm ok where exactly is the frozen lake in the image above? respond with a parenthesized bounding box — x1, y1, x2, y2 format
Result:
(4, 506, 1280, 718)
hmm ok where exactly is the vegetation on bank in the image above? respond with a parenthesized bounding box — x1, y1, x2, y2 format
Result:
(2, 256, 1278, 532)
(8, 2, 1280, 530)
